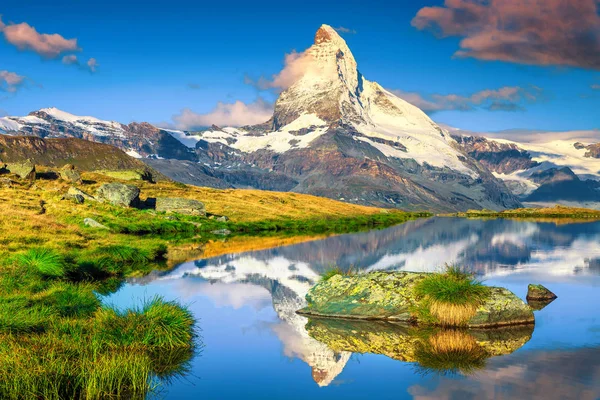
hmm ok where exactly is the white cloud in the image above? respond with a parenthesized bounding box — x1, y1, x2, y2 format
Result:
(0, 70, 26, 93)
(172, 98, 273, 129)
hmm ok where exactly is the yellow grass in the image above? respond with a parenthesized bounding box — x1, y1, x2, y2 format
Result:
(0, 169, 407, 261)
(429, 300, 478, 326)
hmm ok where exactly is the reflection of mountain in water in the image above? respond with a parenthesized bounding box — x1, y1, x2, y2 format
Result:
(142, 218, 600, 385)
(161, 256, 351, 387)
(176, 218, 600, 278)
(409, 347, 600, 399)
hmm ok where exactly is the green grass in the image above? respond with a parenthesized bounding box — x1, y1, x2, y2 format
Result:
(320, 265, 358, 282)
(0, 296, 198, 399)
(15, 248, 66, 278)
(414, 266, 489, 306)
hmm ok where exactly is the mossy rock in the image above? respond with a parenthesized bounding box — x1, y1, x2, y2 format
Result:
(95, 169, 154, 182)
(7, 159, 36, 180)
(298, 272, 534, 328)
(526, 284, 557, 301)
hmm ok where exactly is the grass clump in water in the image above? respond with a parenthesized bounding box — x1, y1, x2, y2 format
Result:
(15, 248, 65, 278)
(413, 265, 490, 326)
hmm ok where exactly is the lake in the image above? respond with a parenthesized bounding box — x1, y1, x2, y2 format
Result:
(105, 217, 600, 399)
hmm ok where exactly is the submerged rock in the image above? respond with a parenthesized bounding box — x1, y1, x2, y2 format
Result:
(297, 272, 534, 328)
(526, 284, 557, 301)
(59, 164, 82, 184)
(155, 197, 206, 216)
(96, 183, 141, 208)
(7, 159, 36, 180)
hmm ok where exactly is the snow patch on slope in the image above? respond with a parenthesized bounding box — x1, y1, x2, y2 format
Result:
(492, 139, 600, 180)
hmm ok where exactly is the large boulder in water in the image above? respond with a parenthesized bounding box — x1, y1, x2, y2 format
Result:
(7, 159, 36, 180)
(297, 272, 534, 328)
(96, 183, 140, 208)
(155, 197, 206, 216)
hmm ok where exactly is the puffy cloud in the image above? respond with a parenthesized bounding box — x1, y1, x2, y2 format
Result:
(393, 86, 543, 113)
(172, 98, 273, 129)
(334, 26, 357, 34)
(246, 50, 316, 92)
(87, 58, 98, 73)
(0, 16, 79, 58)
(0, 70, 26, 93)
(62, 54, 78, 65)
(61, 55, 98, 72)
(412, 0, 600, 70)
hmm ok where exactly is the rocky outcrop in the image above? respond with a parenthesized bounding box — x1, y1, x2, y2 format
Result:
(453, 135, 539, 174)
(96, 183, 140, 208)
(298, 272, 534, 328)
(6, 159, 36, 180)
(59, 164, 82, 184)
(155, 197, 206, 216)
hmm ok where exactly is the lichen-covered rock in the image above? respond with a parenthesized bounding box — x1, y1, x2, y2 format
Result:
(298, 272, 534, 328)
(155, 197, 206, 216)
(59, 164, 82, 184)
(96, 183, 140, 208)
(7, 159, 36, 180)
(526, 284, 557, 301)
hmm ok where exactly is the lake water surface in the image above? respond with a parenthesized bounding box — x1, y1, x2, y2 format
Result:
(106, 217, 600, 399)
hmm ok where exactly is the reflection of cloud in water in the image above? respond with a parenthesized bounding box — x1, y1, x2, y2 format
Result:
(171, 280, 272, 310)
(409, 348, 600, 400)
(366, 235, 479, 272)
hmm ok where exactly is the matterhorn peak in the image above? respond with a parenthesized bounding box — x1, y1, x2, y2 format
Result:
(314, 24, 345, 45)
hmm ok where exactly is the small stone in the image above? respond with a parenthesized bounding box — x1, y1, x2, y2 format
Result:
(84, 218, 110, 230)
(0, 177, 15, 188)
(59, 164, 82, 184)
(96, 183, 141, 208)
(211, 229, 231, 236)
(156, 197, 206, 216)
(67, 187, 96, 201)
(216, 216, 229, 222)
(526, 284, 557, 301)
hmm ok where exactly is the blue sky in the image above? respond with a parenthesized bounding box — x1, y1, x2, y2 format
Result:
(0, 0, 599, 132)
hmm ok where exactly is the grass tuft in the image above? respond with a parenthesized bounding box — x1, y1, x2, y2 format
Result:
(413, 265, 490, 326)
(15, 248, 66, 278)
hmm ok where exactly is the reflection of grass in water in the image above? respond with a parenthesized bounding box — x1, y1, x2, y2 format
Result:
(413, 265, 490, 326)
(414, 330, 488, 376)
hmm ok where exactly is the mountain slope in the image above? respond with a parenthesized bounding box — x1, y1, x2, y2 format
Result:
(453, 132, 600, 207)
(0, 135, 154, 172)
